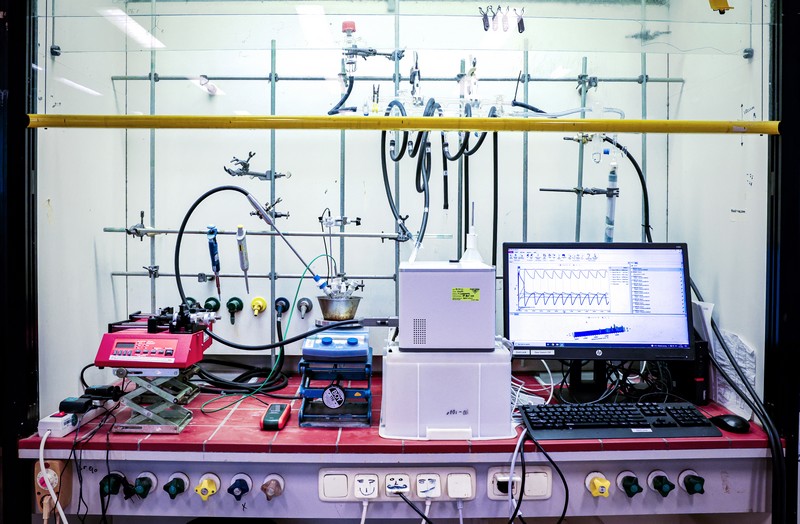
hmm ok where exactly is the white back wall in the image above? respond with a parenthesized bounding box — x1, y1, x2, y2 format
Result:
(35, 0, 771, 415)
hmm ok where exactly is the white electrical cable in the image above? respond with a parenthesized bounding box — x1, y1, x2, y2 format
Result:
(541, 360, 555, 404)
(511, 381, 524, 417)
(421, 498, 432, 524)
(507, 430, 527, 515)
(457, 499, 464, 524)
(360, 500, 369, 524)
(39, 431, 70, 524)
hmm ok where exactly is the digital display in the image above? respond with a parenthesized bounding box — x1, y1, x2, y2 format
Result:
(503, 242, 693, 361)
(115, 342, 136, 348)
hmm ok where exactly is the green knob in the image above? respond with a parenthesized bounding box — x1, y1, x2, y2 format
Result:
(683, 474, 705, 495)
(226, 297, 243, 325)
(620, 475, 642, 498)
(134, 477, 153, 498)
(100, 474, 122, 496)
(185, 297, 198, 308)
(204, 297, 221, 312)
(652, 475, 675, 497)
(163, 478, 186, 500)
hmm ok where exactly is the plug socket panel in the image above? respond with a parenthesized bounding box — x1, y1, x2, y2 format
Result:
(319, 468, 476, 502)
(34, 460, 72, 512)
(487, 466, 552, 501)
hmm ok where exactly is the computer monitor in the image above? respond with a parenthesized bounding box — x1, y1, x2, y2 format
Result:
(503, 242, 694, 395)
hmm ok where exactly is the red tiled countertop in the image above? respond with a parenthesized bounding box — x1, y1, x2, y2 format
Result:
(20, 375, 770, 455)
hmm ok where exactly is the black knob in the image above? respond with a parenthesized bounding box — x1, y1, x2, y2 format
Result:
(683, 474, 705, 495)
(163, 478, 186, 500)
(652, 475, 675, 498)
(620, 475, 642, 498)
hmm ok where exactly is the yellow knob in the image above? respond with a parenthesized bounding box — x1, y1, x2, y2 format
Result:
(195, 478, 218, 501)
(251, 297, 267, 316)
(586, 474, 610, 498)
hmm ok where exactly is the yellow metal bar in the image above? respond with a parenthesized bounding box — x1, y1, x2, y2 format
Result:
(27, 114, 780, 135)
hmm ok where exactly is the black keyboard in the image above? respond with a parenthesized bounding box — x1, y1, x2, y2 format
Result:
(519, 402, 722, 440)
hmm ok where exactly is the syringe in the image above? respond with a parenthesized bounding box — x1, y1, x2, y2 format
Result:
(207, 225, 221, 299)
(236, 225, 250, 294)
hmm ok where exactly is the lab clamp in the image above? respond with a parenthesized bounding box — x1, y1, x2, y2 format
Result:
(224, 151, 291, 182)
(330, 21, 405, 115)
(94, 304, 218, 434)
(341, 20, 405, 74)
(540, 134, 622, 243)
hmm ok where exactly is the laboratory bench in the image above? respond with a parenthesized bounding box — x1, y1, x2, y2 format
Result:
(20, 375, 772, 522)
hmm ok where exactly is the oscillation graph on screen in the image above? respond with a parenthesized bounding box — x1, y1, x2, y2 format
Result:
(517, 268, 611, 312)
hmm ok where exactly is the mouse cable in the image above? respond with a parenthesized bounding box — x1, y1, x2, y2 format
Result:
(691, 279, 785, 524)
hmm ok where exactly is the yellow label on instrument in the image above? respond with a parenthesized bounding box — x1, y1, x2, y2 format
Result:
(451, 288, 480, 301)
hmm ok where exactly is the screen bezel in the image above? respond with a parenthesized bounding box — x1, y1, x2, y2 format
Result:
(502, 242, 694, 361)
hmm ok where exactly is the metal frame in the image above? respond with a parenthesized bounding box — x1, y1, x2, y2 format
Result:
(5, 2, 800, 523)
(766, 1, 799, 522)
(1, 0, 39, 523)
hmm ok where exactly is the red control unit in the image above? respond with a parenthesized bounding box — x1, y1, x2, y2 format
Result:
(94, 328, 211, 369)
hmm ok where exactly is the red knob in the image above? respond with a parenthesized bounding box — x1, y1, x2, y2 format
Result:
(342, 21, 356, 33)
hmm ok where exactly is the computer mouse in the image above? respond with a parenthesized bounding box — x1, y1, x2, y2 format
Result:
(709, 414, 751, 434)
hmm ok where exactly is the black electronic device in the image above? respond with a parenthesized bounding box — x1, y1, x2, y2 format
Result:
(709, 413, 751, 434)
(59, 396, 94, 414)
(519, 402, 722, 440)
(668, 335, 710, 405)
(503, 242, 694, 399)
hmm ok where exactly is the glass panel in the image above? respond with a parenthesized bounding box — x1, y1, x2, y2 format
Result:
(32, 0, 772, 412)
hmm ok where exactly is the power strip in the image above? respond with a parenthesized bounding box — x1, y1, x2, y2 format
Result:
(38, 401, 115, 438)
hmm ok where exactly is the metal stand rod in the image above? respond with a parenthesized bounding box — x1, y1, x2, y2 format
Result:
(105, 227, 451, 240)
(111, 74, 684, 84)
(111, 272, 397, 280)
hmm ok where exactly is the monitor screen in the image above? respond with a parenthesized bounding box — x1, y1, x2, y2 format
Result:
(503, 242, 693, 361)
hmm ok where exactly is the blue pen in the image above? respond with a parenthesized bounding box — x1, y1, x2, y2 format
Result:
(207, 225, 221, 299)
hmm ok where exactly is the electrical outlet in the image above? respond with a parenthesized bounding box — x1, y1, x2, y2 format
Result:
(34, 460, 72, 512)
(487, 466, 552, 501)
(491, 472, 521, 497)
(353, 474, 379, 499)
(385, 473, 411, 495)
(319, 468, 475, 502)
(416, 473, 441, 498)
(447, 473, 474, 499)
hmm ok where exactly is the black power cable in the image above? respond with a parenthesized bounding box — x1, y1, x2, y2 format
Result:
(530, 436, 569, 524)
(611, 147, 785, 520)
(691, 280, 786, 523)
(397, 492, 434, 523)
(611, 145, 786, 521)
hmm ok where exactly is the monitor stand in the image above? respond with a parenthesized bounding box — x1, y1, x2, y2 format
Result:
(566, 360, 609, 403)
